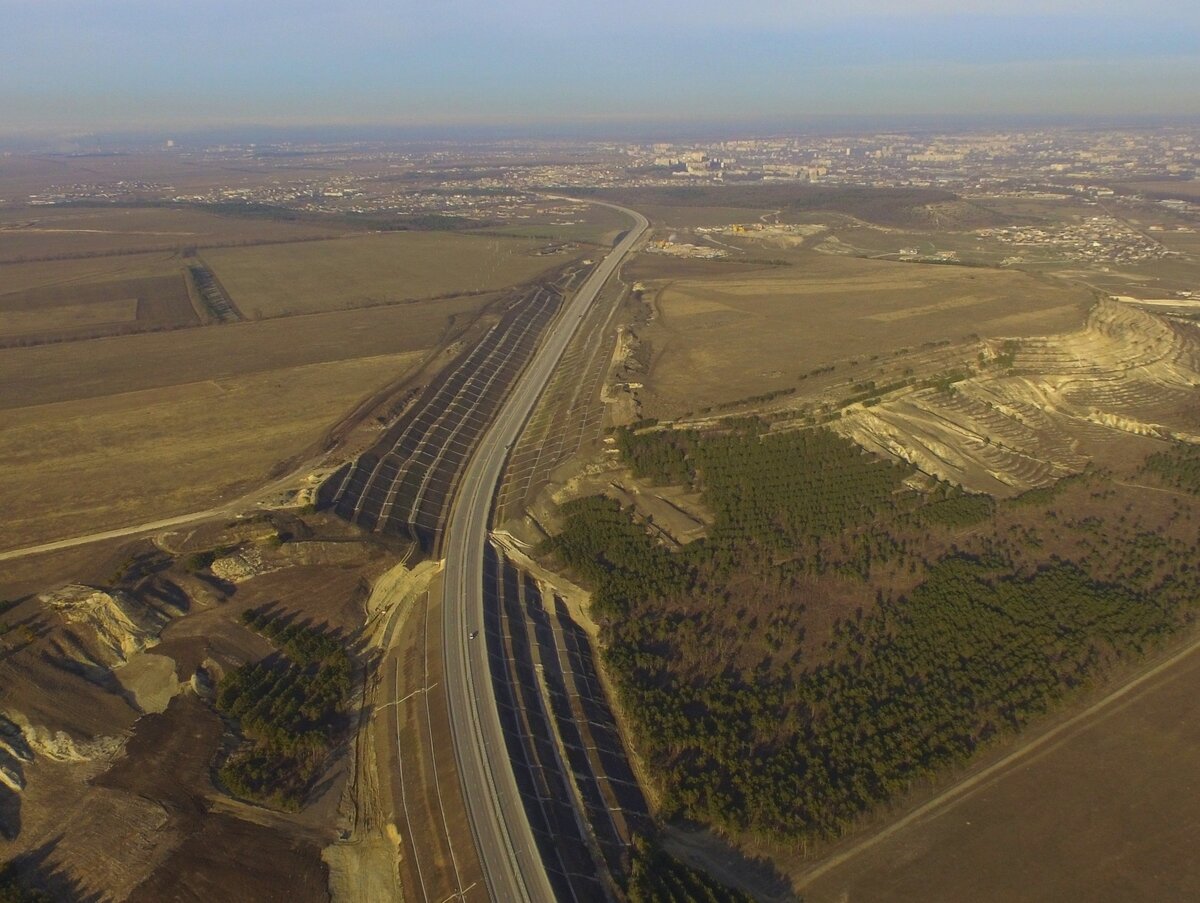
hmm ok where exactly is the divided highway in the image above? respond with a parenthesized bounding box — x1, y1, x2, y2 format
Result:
(441, 200, 648, 902)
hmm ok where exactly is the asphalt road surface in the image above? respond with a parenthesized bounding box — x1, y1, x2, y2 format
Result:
(441, 200, 648, 902)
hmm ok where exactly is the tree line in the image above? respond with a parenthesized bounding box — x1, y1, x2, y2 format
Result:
(214, 608, 352, 810)
(545, 424, 1200, 844)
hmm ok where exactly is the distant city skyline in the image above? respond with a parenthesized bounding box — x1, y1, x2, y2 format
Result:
(1, 0, 1197, 136)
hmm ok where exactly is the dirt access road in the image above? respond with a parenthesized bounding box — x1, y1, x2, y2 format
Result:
(0, 461, 319, 563)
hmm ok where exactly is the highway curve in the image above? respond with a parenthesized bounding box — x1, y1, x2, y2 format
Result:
(441, 199, 648, 902)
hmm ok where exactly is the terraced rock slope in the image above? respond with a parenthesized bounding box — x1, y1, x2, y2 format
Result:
(837, 301, 1200, 493)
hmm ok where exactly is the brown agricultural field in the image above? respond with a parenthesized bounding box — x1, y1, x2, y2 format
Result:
(0, 288, 513, 551)
(0, 294, 498, 409)
(0, 349, 423, 550)
(202, 230, 570, 317)
(0, 251, 185, 294)
(0, 205, 344, 262)
(629, 251, 1092, 416)
(0, 272, 196, 344)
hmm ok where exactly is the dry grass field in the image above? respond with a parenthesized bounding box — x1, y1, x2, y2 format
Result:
(814, 223, 1017, 264)
(0, 286, 510, 550)
(0, 251, 184, 294)
(600, 184, 991, 230)
(0, 295, 497, 409)
(629, 204, 773, 229)
(1143, 227, 1200, 255)
(0, 350, 423, 550)
(0, 152, 378, 204)
(631, 251, 1092, 416)
(964, 196, 1102, 222)
(202, 231, 568, 317)
(477, 220, 621, 245)
(3, 296, 138, 336)
(478, 199, 632, 245)
(0, 209, 560, 553)
(0, 205, 341, 261)
(0, 272, 196, 343)
(799, 634, 1200, 903)
(0, 253, 195, 344)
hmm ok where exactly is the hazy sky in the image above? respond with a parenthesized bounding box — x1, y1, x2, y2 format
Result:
(1, 0, 1197, 134)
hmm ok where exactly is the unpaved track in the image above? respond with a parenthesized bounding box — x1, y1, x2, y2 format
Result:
(0, 506, 230, 563)
(0, 457, 320, 562)
(0, 279, 531, 564)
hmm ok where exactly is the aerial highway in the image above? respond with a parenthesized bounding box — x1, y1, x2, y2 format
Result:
(441, 199, 649, 902)
(324, 281, 566, 548)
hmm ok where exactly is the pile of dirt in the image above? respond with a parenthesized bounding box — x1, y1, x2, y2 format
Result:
(113, 653, 183, 715)
(210, 547, 278, 583)
(167, 571, 228, 607)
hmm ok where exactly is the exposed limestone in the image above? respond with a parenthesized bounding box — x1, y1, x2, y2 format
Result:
(0, 716, 29, 805)
(39, 584, 168, 666)
(2, 710, 124, 763)
(210, 546, 278, 583)
(835, 301, 1200, 494)
(0, 758, 23, 793)
(0, 716, 33, 762)
(25, 728, 125, 763)
(190, 662, 217, 700)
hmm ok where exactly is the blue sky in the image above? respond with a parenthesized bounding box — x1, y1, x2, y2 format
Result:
(1, 0, 1197, 134)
